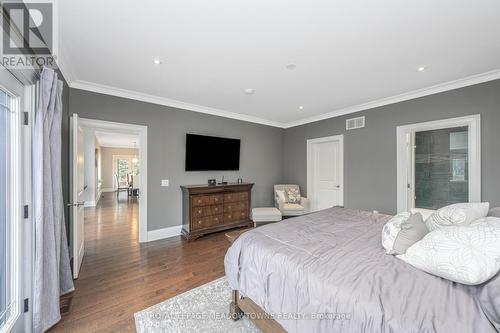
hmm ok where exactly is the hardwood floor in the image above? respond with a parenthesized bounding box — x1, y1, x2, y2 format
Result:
(49, 192, 232, 332)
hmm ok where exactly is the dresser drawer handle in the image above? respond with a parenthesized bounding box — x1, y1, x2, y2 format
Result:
(214, 217, 219, 222)
(228, 215, 232, 218)
(198, 220, 202, 224)
(198, 209, 202, 214)
(228, 205, 232, 209)
(197, 199, 202, 204)
(228, 195, 232, 199)
(214, 208, 218, 212)
(241, 212, 245, 216)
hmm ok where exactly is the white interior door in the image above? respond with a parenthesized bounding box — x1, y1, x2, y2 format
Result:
(307, 135, 344, 211)
(70, 114, 85, 279)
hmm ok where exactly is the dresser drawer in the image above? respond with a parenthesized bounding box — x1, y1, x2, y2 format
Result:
(224, 191, 248, 203)
(210, 204, 223, 215)
(192, 195, 211, 207)
(236, 210, 249, 221)
(224, 201, 248, 212)
(192, 204, 223, 218)
(224, 210, 248, 223)
(238, 192, 248, 201)
(191, 216, 211, 230)
(211, 214, 223, 226)
(192, 206, 208, 218)
(210, 194, 223, 205)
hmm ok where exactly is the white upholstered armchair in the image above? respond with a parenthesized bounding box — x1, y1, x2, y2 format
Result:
(274, 184, 310, 217)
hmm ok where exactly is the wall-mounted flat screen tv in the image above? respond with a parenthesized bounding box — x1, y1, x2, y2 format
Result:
(185, 134, 240, 171)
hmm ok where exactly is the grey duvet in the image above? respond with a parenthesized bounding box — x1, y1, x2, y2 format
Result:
(224, 207, 498, 333)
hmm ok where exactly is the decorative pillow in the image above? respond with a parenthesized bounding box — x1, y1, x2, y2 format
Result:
(285, 187, 301, 204)
(381, 212, 410, 254)
(398, 217, 500, 285)
(425, 202, 489, 231)
(275, 190, 287, 203)
(392, 213, 429, 255)
(410, 208, 436, 222)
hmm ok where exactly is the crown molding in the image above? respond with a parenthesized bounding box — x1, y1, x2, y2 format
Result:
(66, 68, 500, 129)
(69, 80, 286, 128)
(283, 69, 500, 128)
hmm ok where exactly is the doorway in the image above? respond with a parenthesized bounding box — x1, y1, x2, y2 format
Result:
(69, 117, 148, 279)
(396, 115, 481, 212)
(307, 135, 344, 212)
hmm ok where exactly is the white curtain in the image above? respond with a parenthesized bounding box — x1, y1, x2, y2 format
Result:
(33, 67, 74, 332)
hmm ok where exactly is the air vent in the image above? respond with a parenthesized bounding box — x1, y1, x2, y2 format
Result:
(346, 116, 365, 130)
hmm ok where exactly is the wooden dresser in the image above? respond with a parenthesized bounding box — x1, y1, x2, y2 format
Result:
(181, 183, 254, 240)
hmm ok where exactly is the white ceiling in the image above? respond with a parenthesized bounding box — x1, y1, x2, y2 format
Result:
(58, 0, 500, 128)
(94, 131, 139, 149)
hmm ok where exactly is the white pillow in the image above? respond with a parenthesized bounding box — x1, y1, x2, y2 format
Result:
(275, 190, 287, 203)
(410, 208, 436, 222)
(381, 212, 410, 254)
(425, 202, 489, 231)
(398, 217, 500, 285)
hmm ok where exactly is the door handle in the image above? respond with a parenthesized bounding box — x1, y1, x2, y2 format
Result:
(67, 201, 85, 207)
(335, 185, 340, 188)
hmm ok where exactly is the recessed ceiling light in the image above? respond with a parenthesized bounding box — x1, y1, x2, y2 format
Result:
(244, 88, 255, 95)
(286, 63, 296, 70)
(153, 58, 162, 65)
(417, 66, 426, 72)
(298, 106, 304, 110)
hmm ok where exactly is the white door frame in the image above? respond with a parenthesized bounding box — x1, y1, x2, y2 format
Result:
(70, 115, 85, 278)
(307, 135, 344, 211)
(396, 114, 481, 213)
(78, 118, 149, 243)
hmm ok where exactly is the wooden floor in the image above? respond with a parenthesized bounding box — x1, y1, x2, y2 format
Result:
(49, 192, 232, 332)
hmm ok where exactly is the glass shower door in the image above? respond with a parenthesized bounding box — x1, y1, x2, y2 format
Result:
(413, 126, 469, 209)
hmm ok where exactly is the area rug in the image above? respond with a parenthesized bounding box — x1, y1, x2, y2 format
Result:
(134, 277, 261, 333)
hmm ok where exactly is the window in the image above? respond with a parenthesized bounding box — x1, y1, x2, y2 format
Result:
(113, 155, 139, 187)
(397, 115, 481, 212)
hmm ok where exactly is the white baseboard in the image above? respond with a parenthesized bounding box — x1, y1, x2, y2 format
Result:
(84, 200, 96, 208)
(147, 225, 182, 242)
(101, 188, 115, 193)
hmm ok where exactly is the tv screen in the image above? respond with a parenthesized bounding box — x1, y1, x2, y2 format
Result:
(185, 134, 240, 171)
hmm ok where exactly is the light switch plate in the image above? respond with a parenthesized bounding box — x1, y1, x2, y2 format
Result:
(161, 179, 169, 187)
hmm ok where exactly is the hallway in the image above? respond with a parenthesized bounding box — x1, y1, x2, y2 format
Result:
(50, 192, 231, 332)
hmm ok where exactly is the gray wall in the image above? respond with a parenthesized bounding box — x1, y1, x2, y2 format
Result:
(283, 79, 500, 214)
(69, 89, 284, 230)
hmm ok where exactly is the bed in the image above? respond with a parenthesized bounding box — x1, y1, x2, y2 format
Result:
(224, 207, 499, 333)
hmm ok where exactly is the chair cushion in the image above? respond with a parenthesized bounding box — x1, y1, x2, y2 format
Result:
(251, 207, 282, 222)
(283, 203, 304, 211)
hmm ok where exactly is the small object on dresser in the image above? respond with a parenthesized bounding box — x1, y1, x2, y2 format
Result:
(208, 179, 216, 186)
(218, 175, 228, 185)
(237, 178, 243, 184)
